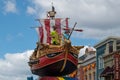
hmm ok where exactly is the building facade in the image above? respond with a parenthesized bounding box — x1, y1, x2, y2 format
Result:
(78, 46, 96, 80)
(101, 49, 120, 80)
(94, 36, 120, 80)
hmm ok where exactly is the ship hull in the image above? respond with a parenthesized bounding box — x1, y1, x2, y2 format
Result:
(28, 40, 84, 76)
(29, 52, 78, 76)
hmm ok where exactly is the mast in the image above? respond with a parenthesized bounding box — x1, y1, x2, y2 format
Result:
(47, 3, 56, 19)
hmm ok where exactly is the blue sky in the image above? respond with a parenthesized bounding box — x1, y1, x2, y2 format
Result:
(0, 0, 99, 58)
(0, 0, 37, 57)
(0, 0, 120, 80)
(0, 10, 98, 58)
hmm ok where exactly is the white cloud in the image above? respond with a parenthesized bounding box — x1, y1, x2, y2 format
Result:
(17, 33, 24, 37)
(4, 0, 17, 14)
(6, 33, 24, 42)
(6, 34, 14, 41)
(28, 0, 120, 40)
(72, 27, 120, 40)
(0, 50, 35, 80)
(27, 6, 36, 15)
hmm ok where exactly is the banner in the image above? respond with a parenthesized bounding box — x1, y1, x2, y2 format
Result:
(114, 53, 120, 80)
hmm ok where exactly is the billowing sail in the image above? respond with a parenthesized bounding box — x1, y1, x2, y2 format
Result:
(35, 27, 44, 43)
(36, 18, 69, 44)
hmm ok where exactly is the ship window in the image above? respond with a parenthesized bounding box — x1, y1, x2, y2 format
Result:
(47, 52, 61, 58)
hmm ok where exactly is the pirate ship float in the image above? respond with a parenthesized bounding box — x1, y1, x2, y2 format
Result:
(28, 5, 83, 77)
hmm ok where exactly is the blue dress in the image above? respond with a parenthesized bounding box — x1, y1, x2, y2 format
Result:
(63, 33, 69, 40)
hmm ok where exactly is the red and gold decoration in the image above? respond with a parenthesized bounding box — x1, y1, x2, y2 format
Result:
(114, 53, 120, 80)
(28, 5, 83, 77)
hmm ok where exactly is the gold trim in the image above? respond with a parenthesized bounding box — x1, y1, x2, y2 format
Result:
(29, 41, 84, 72)
(32, 58, 64, 69)
(60, 47, 68, 72)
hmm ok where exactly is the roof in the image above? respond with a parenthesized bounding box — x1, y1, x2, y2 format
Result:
(94, 36, 120, 48)
(79, 46, 96, 58)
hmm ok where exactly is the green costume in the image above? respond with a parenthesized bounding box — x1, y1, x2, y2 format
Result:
(51, 30, 60, 45)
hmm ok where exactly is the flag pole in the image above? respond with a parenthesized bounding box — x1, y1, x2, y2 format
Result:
(68, 22, 77, 40)
(35, 19, 43, 26)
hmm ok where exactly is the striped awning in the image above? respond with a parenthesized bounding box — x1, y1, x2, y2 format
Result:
(100, 66, 114, 77)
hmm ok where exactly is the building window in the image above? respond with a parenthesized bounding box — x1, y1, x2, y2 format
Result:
(89, 73, 91, 80)
(99, 56, 104, 69)
(117, 40, 120, 46)
(100, 77, 104, 80)
(93, 72, 95, 80)
(109, 41, 113, 53)
(96, 45, 106, 55)
(117, 46, 120, 50)
(117, 40, 120, 50)
(85, 75, 87, 80)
